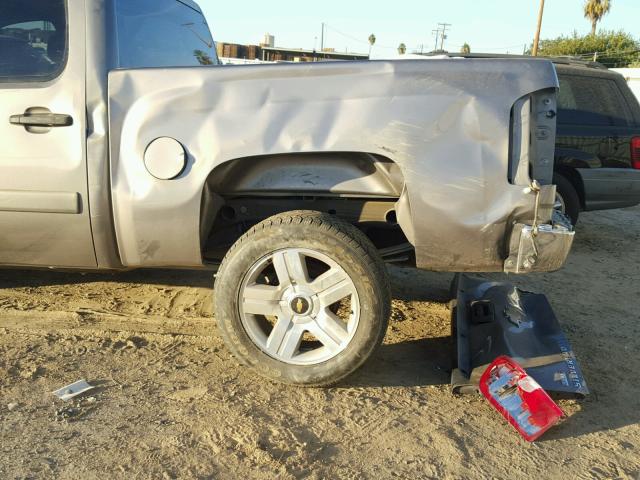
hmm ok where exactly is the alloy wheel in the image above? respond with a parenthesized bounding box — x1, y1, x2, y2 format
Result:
(238, 248, 360, 366)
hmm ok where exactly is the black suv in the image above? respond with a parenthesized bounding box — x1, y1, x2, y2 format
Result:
(430, 53, 640, 224)
(554, 61, 640, 223)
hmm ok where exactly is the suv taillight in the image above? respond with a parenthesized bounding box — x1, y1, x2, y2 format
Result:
(632, 137, 640, 170)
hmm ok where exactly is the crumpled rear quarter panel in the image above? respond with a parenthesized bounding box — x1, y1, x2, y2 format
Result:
(107, 59, 558, 270)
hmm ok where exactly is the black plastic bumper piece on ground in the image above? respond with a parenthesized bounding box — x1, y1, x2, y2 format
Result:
(450, 274, 589, 397)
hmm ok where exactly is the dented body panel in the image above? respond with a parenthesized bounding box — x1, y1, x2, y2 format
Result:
(108, 59, 560, 271)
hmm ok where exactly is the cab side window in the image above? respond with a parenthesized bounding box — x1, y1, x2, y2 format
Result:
(0, 0, 67, 82)
(113, 0, 219, 69)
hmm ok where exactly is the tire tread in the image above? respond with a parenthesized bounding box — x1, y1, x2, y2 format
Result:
(215, 210, 390, 387)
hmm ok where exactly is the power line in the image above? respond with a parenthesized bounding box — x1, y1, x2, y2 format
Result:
(449, 43, 525, 50)
(323, 23, 395, 49)
(316, 23, 640, 59)
(320, 24, 369, 47)
(562, 48, 640, 58)
(319, 22, 537, 55)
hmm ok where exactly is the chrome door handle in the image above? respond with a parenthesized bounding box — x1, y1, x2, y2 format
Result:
(10, 112, 73, 127)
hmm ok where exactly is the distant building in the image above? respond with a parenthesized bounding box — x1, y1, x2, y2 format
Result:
(216, 34, 369, 63)
(612, 68, 640, 100)
(260, 46, 368, 62)
(216, 42, 260, 60)
(261, 33, 275, 48)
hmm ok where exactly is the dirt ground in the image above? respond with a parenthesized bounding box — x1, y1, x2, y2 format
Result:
(0, 206, 639, 480)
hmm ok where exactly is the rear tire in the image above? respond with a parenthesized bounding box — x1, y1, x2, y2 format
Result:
(553, 173, 580, 225)
(214, 211, 391, 387)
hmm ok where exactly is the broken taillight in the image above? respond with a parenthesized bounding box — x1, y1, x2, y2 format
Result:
(479, 356, 565, 442)
(632, 137, 640, 170)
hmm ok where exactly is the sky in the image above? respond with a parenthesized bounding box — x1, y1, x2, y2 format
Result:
(197, 0, 639, 57)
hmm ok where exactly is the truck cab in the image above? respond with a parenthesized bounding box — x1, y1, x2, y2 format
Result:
(0, 0, 218, 268)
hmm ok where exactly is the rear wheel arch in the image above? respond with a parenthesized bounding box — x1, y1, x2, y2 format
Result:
(554, 166, 586, 210)
(203, 151, 405, 197)
(553, 171, 581, 224)
(199, 152, 412, 259)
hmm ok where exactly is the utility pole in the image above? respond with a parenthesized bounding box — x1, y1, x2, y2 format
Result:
(313, 36, 318, 62)
(437, 23, 452, 51)
(432, 28, 441, 52)
(532, 0, 545, 56)
(320, 23, 325, 53)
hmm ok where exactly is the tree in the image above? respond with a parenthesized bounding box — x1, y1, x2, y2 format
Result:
(368, 34, 376, 57)
(536, 30, 640, 68)
(460, 43, 471, 54)
(584, 0, 611, 36)
(194, 49, 214, 65)
(398, 43, 407, 55)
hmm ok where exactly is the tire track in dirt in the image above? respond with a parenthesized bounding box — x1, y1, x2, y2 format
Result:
(0, 309, 215, 338)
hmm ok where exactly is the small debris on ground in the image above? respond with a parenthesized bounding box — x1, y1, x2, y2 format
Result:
(52, 379, 95, 401)
(54, 406, 80, 422)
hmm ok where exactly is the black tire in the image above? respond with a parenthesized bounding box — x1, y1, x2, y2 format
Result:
(553, 173, 581, 225)
(214, 210, 391, 387)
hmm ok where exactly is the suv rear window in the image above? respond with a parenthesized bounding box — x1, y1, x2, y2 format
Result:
(113, 0, 218, 69)
(0, 0, 67, 82)
(558, 74, 632, 127)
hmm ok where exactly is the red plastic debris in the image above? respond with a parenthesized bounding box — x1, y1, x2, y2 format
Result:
(479, 356, 565, 442)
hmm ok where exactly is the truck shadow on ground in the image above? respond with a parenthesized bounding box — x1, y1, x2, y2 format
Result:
(343, 337, 454, 388)
(0, 267, 216, 290)
(0, 265, 454, 298)
(341, 267, 455, 388)
(387, 267, 454, 302)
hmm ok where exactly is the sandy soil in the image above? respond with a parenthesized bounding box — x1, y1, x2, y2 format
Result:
(0, 206, 639, 479)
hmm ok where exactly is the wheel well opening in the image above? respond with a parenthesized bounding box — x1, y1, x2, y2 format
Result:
(555, 167, 586, 209)
(201, 196, 412, 264)
(199, 152, 413, 264)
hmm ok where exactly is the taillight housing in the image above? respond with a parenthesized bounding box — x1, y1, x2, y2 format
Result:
(632, 136, 640, 170)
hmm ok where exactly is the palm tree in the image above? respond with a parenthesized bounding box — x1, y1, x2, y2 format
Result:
(460, 43, 471, 54)
(368, 34, 376, 57)
(584, 0, 611, 36)
(398, 43, 407, 55)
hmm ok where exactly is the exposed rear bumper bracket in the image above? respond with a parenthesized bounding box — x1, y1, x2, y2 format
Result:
(450, 274, 589, 397)
(504, 212, 575, 274)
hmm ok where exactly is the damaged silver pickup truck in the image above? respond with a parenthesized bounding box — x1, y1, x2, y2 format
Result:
(0, 0, 574, 385)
